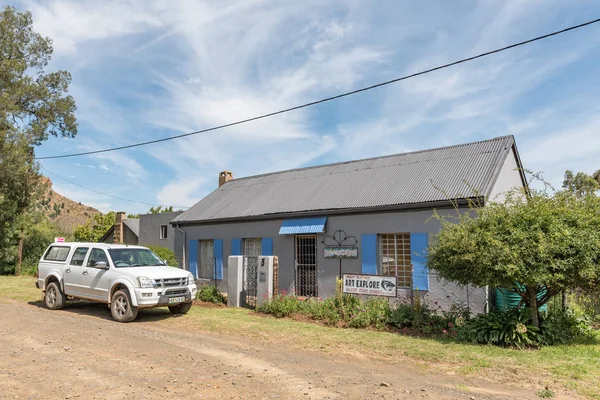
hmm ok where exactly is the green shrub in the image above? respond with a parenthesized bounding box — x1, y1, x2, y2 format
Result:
(256, 294, 300, 317)
(197, 285, 225, 304)
(458, 309, 540, 348)
(388, 304, 414, 328)
(411, 297, 434, 330)
(346, 298, 391, 329)
(258, 292, 390, 329)
(320, 298, 342, 325)
(540, 306, 595, 345)
(388, 298, 456, 334)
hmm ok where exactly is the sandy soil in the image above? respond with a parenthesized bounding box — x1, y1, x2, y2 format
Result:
(0, 301, 566, 400)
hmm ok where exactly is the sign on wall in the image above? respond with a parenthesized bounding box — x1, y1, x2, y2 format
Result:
(342, 273, 397, 297)
(324, 246, 358, 259)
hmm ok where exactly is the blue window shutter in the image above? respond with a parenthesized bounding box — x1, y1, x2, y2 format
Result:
(410, 233, 429, 291)
(361, 234, 377, 274)
(262, 237, 273, 256)
(214, 239, 223, 280)
(189, 240, 198, 278)
(231, 238, 241, 256)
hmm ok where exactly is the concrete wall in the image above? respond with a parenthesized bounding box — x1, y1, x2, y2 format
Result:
(123, 226, 139, 245)
(177, 208, 489, 314)
(139, 211, 183, 253)
(488, 147, 524, 203)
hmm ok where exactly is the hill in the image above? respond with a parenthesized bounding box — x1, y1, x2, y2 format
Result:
(37, 177, 100, 233)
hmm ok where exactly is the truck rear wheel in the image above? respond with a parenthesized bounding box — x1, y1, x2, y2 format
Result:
(110, 290, 138, 322)
(44, 282, 66, 310)
(168, 302, 192, 315)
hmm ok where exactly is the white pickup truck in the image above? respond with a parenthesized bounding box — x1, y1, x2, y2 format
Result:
(36, 242, 197, 322)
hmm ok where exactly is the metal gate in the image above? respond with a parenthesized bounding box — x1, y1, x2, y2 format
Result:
(243, 256, 258, 308)
(295, 235, 318, 297)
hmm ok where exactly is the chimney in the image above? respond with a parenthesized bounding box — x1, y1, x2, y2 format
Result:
(219, 171, 233, 187)
(113, 212, 126, 244)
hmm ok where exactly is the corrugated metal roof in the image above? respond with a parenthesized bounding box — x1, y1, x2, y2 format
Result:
(173, 136, 519, 224)
(279, 217, 328, 235)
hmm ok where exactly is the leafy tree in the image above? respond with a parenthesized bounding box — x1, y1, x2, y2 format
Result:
(427, 181, 600, 328)
(0, 6, 77, 270)
(148, 206, 175, 214)
(563, 170, 599, 198)
(20, 214, 71, 274)
(593, 170, 600, 184)
(147, 245, 179, 268)
(73, 212, 115, 242)
(128, 206, 181, 219)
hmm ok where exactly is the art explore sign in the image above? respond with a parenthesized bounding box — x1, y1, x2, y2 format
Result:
(324, 246, 358, 259)
(342, 274, 397, 297)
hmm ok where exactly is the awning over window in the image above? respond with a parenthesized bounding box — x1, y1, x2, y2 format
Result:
(279, 217, 327, 235)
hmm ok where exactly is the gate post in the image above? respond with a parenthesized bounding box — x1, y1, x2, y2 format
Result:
(257, 256, 276, 307)
(273, 256, 278, 296)
(227, 256, 244, 307)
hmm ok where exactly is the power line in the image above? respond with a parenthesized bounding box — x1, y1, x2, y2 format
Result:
(41, 167, 190, 209)
(36, 17, 600, 161)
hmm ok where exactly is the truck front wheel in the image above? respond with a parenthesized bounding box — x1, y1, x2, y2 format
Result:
(44, 282, 66, 310)
(168, 302, 192, 315)
(110, 290, 138, 322)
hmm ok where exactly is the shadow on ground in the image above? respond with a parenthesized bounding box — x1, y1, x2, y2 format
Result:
(28, 299, 176, 323)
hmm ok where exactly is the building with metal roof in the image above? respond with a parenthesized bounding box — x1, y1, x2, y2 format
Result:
(171, 135, 526, 313)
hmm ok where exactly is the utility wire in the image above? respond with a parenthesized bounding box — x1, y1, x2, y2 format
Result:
(41, 167, 190, 209)
(36, 17, 600, 160)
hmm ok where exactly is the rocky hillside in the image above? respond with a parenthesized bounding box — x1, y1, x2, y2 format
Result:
(38, 177, 100, 232)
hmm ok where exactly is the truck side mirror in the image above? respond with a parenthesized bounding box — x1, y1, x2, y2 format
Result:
(94, 261, 108, 269)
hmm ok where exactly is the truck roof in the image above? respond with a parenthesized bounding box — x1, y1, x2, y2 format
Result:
(49, 243, 150, 250)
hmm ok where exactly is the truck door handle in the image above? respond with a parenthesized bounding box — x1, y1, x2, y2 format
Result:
(82, 270, 89, 275)
(66, 268, 71, 273)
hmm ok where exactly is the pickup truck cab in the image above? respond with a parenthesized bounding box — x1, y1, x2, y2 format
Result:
(36, 242, 197, 322)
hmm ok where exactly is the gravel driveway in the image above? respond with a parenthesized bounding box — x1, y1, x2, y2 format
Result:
(0, 301, 545, 400)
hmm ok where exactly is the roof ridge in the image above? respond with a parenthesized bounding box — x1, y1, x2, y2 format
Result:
(224, 135, 514, 184)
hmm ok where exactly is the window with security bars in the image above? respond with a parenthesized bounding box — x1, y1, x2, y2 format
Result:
(199, 240, 214, 279)
(244, 238, 262, 257)
(379, 233, 412, 288)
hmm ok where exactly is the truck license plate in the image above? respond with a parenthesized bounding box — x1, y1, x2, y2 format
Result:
(169, 296, 185, 304)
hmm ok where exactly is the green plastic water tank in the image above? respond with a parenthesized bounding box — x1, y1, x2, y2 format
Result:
(495, 286, 548, 312)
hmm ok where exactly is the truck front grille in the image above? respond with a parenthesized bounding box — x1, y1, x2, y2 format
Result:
(165, 289, 187, 296)
(154, 277, 186, 287)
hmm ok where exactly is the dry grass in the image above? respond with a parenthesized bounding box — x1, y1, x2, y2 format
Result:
(0, 276, 42, 302)
(2, 276, 599, 398)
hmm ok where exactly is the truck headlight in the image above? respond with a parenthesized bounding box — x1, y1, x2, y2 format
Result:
(187, 273, 194, 285)
(137, 276, 154, 288)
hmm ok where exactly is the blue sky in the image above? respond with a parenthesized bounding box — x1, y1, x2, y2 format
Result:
(14, 0, 600, 213)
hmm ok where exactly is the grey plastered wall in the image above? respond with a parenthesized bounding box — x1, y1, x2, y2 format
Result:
(123, 226, 139, 245)
(139, 212, 183, 252)
(101, 231, 114, 244)
(488, 147, 524, 203)
(176, 207, 488, 314)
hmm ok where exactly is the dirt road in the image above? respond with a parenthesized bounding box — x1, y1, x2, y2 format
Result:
(0, 301, 550, 400)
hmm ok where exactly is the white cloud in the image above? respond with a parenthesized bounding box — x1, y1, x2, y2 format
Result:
(156, 178, 206, 209)
(25, 0, 165, 54)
